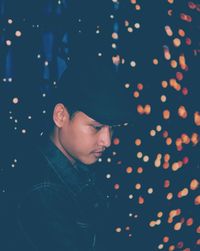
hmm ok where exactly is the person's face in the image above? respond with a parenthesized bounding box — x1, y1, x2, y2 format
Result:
(52, 104, 113, 165)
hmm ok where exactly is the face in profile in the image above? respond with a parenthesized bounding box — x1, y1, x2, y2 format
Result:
(51, 104, 113, 165)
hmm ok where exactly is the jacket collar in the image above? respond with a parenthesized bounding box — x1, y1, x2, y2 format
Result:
(38, 136, 95, 195)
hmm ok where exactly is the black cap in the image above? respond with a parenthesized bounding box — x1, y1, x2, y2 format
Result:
(54, 56, 135, 127)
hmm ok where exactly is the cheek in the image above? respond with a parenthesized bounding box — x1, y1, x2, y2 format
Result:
(65, 126, 96, 155)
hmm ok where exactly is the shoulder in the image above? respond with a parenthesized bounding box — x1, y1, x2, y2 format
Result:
(17, 182, 78, 229)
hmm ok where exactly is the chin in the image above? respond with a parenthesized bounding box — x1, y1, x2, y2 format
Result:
(80, 157, 98, 165)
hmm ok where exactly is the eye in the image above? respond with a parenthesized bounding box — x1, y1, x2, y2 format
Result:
(92, 126, 102, 131)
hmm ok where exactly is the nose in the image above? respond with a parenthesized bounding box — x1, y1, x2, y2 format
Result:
(98, 126, 112, 148)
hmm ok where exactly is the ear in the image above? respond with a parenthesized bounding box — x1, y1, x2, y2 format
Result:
(53, 103, 69, 128)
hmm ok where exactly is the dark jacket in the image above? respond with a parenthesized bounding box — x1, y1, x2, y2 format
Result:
(2, 137, 112, 251)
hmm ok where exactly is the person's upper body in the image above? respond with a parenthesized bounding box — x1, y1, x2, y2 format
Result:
(2, 54, 135, 251)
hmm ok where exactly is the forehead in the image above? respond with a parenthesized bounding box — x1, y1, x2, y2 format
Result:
(74, 111, 104, 126)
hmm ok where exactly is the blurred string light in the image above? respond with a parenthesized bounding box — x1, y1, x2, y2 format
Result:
(107, 0, 200, 249)
(0, 0, 199, 250)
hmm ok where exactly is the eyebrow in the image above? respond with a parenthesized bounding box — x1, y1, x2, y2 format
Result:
(91, 122, 104, 127)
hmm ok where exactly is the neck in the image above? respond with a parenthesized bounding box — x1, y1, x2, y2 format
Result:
(49, 132, 76, 167)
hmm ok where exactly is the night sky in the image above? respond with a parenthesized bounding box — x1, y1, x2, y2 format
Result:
(0, 1, 200, 250)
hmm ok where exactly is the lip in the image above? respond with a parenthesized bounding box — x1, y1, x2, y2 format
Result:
(93, 152, 103, 157)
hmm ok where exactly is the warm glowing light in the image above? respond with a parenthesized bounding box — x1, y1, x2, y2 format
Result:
(173, 38, 181, 47)
(178, 106, 188, 119)
(135, 138, 142, 146)
(126, 167, 133, 174)
(165, 25, 173, 36)
(163, 110, 170, 120)
(162, 81, 168, 88)
(194, 112, 200, 126)
(190, 179, 199, 190)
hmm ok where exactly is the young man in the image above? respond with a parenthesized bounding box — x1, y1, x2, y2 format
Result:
(5, 58, 134, 251)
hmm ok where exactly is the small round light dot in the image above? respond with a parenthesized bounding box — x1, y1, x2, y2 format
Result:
(157, 212, 163, 218)
(125, 83, 130, 88)
(42, 110, 46, 114)
(15, 30, 22, 37)
(170, 60, 177, 68)
(143, 155, 149, 162)
(11, 164, 15, 168)
(133, 91, 140, 98)
(135, 23, 140, 29)
(144, 104, 151, 114)
(106, 174, 111, 179)
(178, 29, 185, 37)
(173, 38, 181, 47)
(112, 43, 117, 49)
(130, 61, 136, 67)
(137, 83, 143, 90)
(137, 167, 143, 173)
(6, 40, 12, 46)
(162, 81, 168, 88)
(158, 244, 164, 249)
(113, 138, 120, 145)
(107, 158, 112, 163)
(127, 27, 133, 32)
(166, 137, 172, 145)
(163, 110, 170, 120)
(150, 130, 156, 136)
(28, 116, 32, 119)
(8, 19, 13, 24)
(22, 129, 26, 134)
(42, 93, 46, 97)
(114, 184, 120, 190)
(112, 32, 118, 39)
(115, 227, 121, 233)
(126, 166, 133, 174)
(14, 159, 17, 163)
(138, 196, 144, 204)
(135, 138, 142, 146)
(129, 194, 134, 199)
(161, 95, 167, 102)
(149, 221, 156, 227)
(174, 222, 182, 231)
(156, 219, 161, 225)
(137, 152, 143, 158)
(153, 58, 159, 65)
(135, 183, 141, 189)
(12, 97, 19, 104)
(148, 188, 153, 194)
(135, 4, 141, 10)
(167, 192, 173, 200)
(156, 125, 162, 132)
(44, 61, 49, 66)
